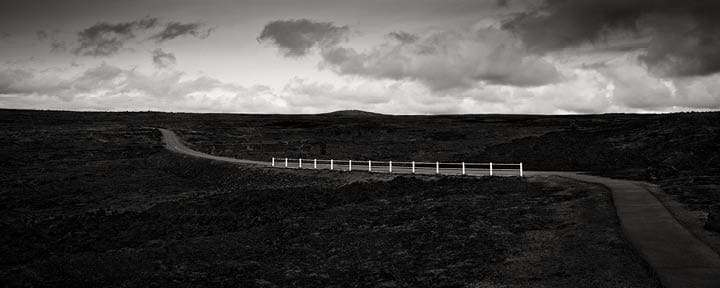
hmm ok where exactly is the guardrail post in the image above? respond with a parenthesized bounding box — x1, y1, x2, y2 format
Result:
(462, 162, 465, 175)
(368, 160, 372, 172)
(389, 161, 392, 173)
(436, 161, 439, 174)
(489, 162, 493, 176)
(299, 158, 302, 168)
(412, 161, 415, 174)
(330, 159, 334, 170)
(272, 157, 275, 167)
(520, 162, 523, 177)
(285, 157, 288, 167)
(349, 160, 352, 171)
(314, 159, 317, 169)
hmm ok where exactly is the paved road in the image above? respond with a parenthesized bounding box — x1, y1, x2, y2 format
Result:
(158, 128, 720, 288)
(159, 128, 267, 166)
(525, 171, 720, 288)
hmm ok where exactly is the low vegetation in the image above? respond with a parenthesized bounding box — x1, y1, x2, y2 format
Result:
(163, 111, 720, 229)
(0, 109, 662, 287)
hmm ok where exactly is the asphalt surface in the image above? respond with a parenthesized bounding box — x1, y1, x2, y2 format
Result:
(159, 128, 720, 288)
(159, 128, 267, 166)
(525, 171, 720, 288)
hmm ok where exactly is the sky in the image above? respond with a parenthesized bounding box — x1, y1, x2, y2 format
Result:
(1, 0, 719, 114)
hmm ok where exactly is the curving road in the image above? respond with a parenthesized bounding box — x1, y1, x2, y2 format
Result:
(159, 128, 268, 166)
(158, 128, 720, 288)
(525, 171, 720, 288)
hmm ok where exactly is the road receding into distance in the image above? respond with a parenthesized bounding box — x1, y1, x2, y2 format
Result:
(158, 128, 720, 288)
(159, 128, 267, 166)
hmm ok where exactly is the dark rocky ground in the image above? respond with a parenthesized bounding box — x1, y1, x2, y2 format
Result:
(0, 109, 663, 287)
(156, 110, 720, 233)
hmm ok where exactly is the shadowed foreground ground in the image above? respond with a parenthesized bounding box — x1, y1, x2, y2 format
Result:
(0, 111, 659, 287)
(166, 126, 720, 287)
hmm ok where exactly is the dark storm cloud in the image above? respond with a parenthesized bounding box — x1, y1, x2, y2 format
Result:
(150, 22, 212, 42)
(257, 19, 350, 57)
(73, 17, 159, 56)
(36, 30, 49, 40)
(259, 19, 560, 90)
(73, 18, 212, 56)
(388, 31, 419, 44)
(151, 48, 176, 69)
(50, 40, 67, 53)
(36, 30, 67, 53)
(504, 0, 720, 77)
(319, 28, 561, 91)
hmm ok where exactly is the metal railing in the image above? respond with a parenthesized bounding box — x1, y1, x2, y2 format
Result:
(270, 157, 523, 177)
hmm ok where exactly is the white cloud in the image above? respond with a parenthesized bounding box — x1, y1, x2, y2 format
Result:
(151, 48, 176, 69)
(1, 51, 719, 114)
(672, 76, 720, 110)
(0, 63, 282, 112)
(319, 26, 562, 91)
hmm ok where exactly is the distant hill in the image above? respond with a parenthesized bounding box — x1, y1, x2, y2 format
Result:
(319, 110, 386, 117)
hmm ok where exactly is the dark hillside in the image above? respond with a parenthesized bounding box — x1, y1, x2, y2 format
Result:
(147, 110, 720, 230)
(319, 109, 386, 117)
(0, 109, 660, 287)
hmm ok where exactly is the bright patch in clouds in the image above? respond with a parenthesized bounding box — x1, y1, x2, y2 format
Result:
(1, 0, 719, 114)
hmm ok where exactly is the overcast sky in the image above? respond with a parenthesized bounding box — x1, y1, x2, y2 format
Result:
(1, 0, 719, 114)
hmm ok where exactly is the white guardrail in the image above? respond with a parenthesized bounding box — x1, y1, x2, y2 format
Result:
(270, 157, 523, 177)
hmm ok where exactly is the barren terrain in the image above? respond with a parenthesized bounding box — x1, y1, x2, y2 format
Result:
(0, 109, 668, 287)
(162, 111, 720, 233)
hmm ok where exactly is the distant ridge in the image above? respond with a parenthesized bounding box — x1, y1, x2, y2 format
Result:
(320, 110, 385, 116)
